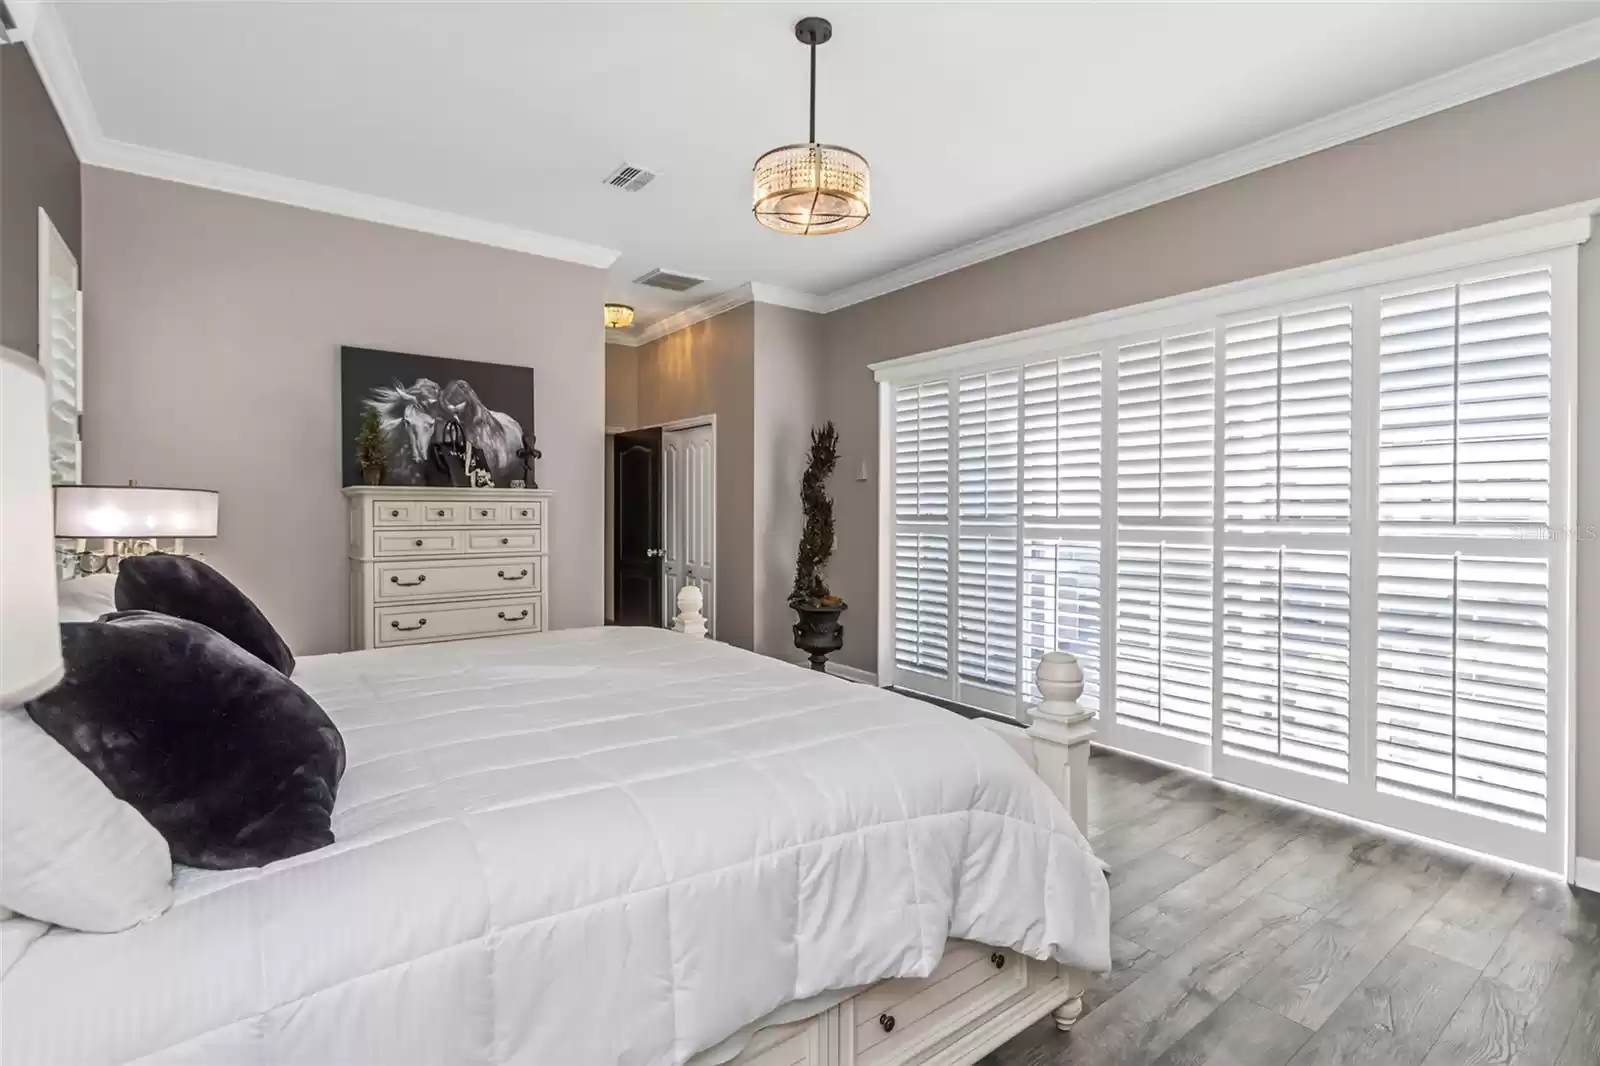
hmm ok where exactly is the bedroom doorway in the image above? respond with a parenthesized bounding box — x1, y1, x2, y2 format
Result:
(662, 422, 715, 638)
(613, 427, 664, 626)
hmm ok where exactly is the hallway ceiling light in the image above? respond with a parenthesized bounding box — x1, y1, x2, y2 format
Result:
(604, 303, 636, 329)
(752, 16, 869, 237)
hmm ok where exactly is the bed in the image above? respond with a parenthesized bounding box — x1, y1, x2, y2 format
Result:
(1, 624, 1109, 1066)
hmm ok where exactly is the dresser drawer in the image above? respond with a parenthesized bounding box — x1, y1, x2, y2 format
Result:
(466, 502, 503, 524)
(423, 503, 465, 524)
(374, 530, 464, 558)
(507, 500, 544, 526)
(374, 557, 543, 602)
(375, 597, 543, 646)
(855, 944, 1026, 1065)
(464, 529, 542, 554)
(373, 500, 426, 525)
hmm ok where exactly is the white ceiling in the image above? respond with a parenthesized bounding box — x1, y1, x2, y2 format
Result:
(48, 1, 1600, 331)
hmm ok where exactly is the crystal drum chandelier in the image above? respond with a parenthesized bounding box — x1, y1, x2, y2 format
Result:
(752, 17, 869, 236)
(603, 303, 635, 329)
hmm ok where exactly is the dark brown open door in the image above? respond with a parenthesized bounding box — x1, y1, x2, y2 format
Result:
(613, 427, 664, 626)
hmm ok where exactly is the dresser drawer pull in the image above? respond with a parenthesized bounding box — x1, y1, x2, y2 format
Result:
(436, 509, 446, 516)
(878, 1013, 895, 1034)
(497, 609, 529, 622)
(389, 574, 428, 587)
(413, 539, 424, 547)
(496, 569, 529, 580)
(390, 509, 400, 517)
(500, 537, 509, 545)
(390, 618, 427, 632)
(991, 952, 1006, 970)
(519, 509, 531, 517)
(479, 509, 491, 517)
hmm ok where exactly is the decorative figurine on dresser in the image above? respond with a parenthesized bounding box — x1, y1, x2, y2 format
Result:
(343, 487, 551, 650)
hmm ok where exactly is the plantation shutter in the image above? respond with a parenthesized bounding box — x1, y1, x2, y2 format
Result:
(1221, 548, 1352, 778)
(1375, 554, 1549, 827)
(954, 371, 1021, 695)
(892, 381, 952, 678)
(1378, 269, 1551, 534)
(1114, 541, 1213, 738)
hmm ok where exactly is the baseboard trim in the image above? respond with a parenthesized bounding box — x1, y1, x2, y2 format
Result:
(826, 663, 879, 686)
(1576, 857, 1600, 893)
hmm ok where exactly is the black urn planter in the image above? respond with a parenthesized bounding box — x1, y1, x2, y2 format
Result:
(792, 602, 846, 672)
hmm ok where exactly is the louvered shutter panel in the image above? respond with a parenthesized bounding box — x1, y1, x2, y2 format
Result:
(957, 535, 1018, 693)
(1379, 269, 1551, 534)
(1022, 354, 1101, 521)
(1115, 542, 1212, 738)
(1224, 307, 1352, 532)
(46, 276, 83, 484)
(1222, 548, 1351, 778)
(1117, 332, 1214, 526)
(1021, 540, 1100, 709)
(893, 532, 950, 677)
(894, 382, 950, 519)
(1375, 553, 1548, 828)
(958, 370, 1020, 520)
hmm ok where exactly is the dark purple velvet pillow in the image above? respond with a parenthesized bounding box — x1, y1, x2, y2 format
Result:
(26, 611, 343, 869)
(115, 553, 294, 675)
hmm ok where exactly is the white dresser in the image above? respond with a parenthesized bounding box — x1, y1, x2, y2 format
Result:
(343, 486, 551, 650)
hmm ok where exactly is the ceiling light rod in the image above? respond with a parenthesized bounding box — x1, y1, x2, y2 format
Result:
(751, 16, 870, 236)
(797, 16, 830, 144)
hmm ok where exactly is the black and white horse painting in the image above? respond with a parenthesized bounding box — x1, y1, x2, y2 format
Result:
(340, 348, 534, 488)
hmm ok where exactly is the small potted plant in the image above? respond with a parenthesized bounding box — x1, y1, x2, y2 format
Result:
(790, 422, 846, 671)
(355, 407, 387, 485)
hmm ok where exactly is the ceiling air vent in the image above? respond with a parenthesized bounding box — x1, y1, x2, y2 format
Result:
(603, 163, 657, 193)
(634, 269, 707, 293)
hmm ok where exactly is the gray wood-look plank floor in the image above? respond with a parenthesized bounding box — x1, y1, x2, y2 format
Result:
(984, 750, 1600, 1066)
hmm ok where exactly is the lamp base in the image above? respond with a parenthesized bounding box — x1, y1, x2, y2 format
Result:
(65, 538, 191, 577)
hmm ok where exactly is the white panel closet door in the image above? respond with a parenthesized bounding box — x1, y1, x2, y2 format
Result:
(663, 424, 716, 637)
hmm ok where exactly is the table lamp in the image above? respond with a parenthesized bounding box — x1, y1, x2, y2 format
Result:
(55, 484, 220, 576)
(2, 348, 64, 705)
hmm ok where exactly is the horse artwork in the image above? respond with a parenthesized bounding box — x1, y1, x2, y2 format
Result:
(340, 347, 536, 489)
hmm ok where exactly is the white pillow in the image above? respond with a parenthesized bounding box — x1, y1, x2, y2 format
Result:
(1, 708, 173, 932)
(57, 574, 119, 622)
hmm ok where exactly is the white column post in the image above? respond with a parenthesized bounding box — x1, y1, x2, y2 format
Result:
(671, 584, 709, 639)
(1023, 650, 1096, 840)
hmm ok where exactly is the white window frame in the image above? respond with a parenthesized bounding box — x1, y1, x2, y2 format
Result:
(873, 202, 1592, 877)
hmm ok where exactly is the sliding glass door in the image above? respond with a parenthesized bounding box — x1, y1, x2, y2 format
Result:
(879, 228, 1579, 873)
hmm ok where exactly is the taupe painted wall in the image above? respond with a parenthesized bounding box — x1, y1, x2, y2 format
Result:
(82, 167, 606, 654)
(818, 61, 1600, 858)
(752, 304, 825, 660)
(635, 303, 756, 650)
(0, 44, 81, 358)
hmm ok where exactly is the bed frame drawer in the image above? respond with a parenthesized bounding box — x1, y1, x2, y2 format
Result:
(853, 945, 1026, 1065)
(374, 557, 543, 602)
(374, 597, 543, 646)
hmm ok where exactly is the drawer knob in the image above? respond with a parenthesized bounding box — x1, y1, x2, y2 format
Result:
(991, 952, 1006, 970)
(520, 509, 530, 517)
(414, 539, 424, 547)
(390, 574, 427, 587)
(496, 569, 529, 580)
(500, 537, 509, 545)
(391, 618, 427, 632)
(480, 509, 490, 516)
(498, 609, 530, 622)
(436, 509, 446, 516)
(390, 509, 400, 517)
(878, 1013, 895, 1034)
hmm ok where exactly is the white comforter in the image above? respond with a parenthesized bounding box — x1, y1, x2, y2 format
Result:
(2, 627, 1109, 1066)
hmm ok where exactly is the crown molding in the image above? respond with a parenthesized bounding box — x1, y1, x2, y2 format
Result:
(818, 17, 1600, 313)
(747, 283, 823, 313)
(623, 284, 757, 346)
(22, 2, 620, 270)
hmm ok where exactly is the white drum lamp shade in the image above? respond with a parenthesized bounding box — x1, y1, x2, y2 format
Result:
(1, 349, 64, 705)
(54, 485, 220, 540)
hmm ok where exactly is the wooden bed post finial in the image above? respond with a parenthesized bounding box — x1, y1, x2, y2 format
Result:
(1024, 650, 1096, 839)
(671, 584, 709, 639)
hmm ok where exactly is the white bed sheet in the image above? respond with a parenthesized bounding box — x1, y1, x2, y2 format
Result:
(1, 627, 1109, 1066)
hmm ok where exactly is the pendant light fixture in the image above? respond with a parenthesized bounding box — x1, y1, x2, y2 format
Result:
(603, 303, 635, 329)
(752, 17, 869, 236)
